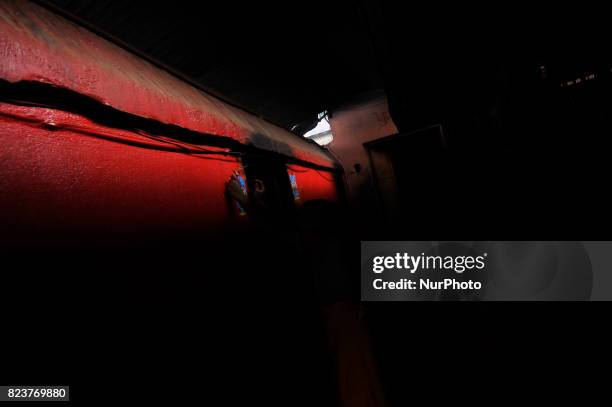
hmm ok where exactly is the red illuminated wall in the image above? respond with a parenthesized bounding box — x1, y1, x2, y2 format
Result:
(287, 165, 339, 204)
(0, 106, 243, 247)
(0, 1, 335, 169)
(0, 1, 341, 247)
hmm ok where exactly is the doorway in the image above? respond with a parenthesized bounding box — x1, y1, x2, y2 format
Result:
(365, 125, 446, 227)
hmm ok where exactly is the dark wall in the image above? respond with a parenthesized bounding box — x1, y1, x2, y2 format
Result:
(363, 1, 612, 239)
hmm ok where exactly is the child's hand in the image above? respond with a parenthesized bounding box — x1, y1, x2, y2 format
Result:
(226, 172, 248, 207)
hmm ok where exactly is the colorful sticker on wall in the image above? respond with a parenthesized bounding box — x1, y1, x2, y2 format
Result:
(289, 173, 301, 201)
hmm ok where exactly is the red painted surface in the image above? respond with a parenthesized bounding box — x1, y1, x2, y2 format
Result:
(0, 107, 242, 247)
(0, 1, 341, 247)
(0, 0, 336, 169)
(288, 164, 339, 204)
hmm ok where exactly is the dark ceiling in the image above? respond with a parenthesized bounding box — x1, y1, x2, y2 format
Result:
(39, 0, 382, 131)
(38, 0, 611, 135)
